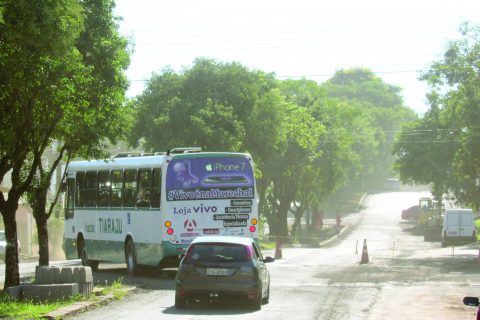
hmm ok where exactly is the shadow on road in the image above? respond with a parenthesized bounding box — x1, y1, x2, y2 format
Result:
(91, 265, 177, 290)
(162, 299, 258, 315)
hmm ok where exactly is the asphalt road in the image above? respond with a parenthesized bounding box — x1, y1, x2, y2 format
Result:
(65, 190, 480, 319)
(4, 190, 480, 319)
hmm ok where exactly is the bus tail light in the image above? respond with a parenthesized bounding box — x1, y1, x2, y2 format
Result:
(249, 218, 257, 233)
(167, 228, 174, 235)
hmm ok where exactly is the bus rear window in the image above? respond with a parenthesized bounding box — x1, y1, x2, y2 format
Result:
(187, 243, 247, 262)
(166, 156, 254, 201)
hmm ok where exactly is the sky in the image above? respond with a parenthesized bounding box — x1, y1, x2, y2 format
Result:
(113, 0, 480, 115)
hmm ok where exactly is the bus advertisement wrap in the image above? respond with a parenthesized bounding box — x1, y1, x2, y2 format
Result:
(166, 157, 255, 201)
(165, 155, 258, 244)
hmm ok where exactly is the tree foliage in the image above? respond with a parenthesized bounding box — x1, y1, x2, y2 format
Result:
(129, 61, 414, 238)
(0, 0, 130, 287)
(393, 23, 480, 208)
(322, 68, 417, 188)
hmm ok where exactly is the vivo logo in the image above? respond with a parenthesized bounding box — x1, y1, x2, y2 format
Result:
(193, 204, 217, 213)
(173, 204, 218, 215)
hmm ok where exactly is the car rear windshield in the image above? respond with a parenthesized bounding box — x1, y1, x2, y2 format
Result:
(187, 243, 248, 262)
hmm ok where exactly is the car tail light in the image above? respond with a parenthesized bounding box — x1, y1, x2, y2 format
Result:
(176, 288, 186, 297)
(247, 293, 258, 301)
(185, 245, 194, 259)
(245, 245, 253, 261)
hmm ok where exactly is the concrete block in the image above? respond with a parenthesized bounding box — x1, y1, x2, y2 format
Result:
(47, 267, 62, 284)
(35, 266, 50, 284)
(4, 286, 22, 301)
(61, 267, 74, 283)
(22, 283, 79, 303)
(73, 266, 92, 283)
(78, 282, 93, 295)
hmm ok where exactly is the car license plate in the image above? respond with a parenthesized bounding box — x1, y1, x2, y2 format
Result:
(206, 268, 229, 276)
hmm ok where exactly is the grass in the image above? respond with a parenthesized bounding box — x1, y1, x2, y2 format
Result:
(0, 278, 128, 319)
(0, 294, 83, 319)
(98, 277, 128, 300)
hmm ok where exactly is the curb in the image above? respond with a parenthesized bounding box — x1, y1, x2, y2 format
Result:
(42, 286, 136, 319)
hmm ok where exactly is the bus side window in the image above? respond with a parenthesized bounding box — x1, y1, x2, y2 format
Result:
(123, 169, 137, 208)
(85, 171, 98, 207)
(111, 170, 123, 207)
(65, 178, 75, 219)
(98, 170, 111, 207)
(151, 168, 161, 208)
(76, 172, 86, 208)
(137, 169, 152, 208)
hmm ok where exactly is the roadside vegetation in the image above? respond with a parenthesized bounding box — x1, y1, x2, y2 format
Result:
(0, 279, 128, 319)
(393, 23, 480, 210)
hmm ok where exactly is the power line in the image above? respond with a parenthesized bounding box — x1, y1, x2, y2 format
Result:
(123, 16, 477, 34)
(127, 69, 424, 82)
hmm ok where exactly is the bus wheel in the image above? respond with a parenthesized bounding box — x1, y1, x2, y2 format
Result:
(125, 239, 138, 276)
(78, 238, 88, 266)
(78, 239, 99, 271)
(88, 259, 99, 271)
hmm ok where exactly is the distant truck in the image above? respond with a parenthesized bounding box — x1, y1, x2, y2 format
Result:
(417, 197, 441, 232)
(441, 209, 476, 247)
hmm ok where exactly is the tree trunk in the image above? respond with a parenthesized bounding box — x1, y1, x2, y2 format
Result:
(36, 216, 49, 266)
(1, 206, 20, 289)
(33, 189, 50, 266)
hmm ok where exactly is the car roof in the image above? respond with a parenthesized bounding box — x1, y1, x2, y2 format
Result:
(191, 236, 255, 246)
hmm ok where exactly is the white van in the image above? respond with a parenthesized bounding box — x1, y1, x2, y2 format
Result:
(441, 209, 476, 247)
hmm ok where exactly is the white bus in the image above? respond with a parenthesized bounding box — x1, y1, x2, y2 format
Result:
(63, 148, 259, 275)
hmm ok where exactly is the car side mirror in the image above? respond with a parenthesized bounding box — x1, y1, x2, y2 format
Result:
(464, 296, 480, 306)
(263, 256, 275, 263)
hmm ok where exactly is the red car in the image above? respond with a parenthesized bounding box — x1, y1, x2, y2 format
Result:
(401, 205, 419, 221)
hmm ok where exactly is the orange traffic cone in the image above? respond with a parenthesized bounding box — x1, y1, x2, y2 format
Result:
(274, 238, 283, 259)
(360, 239, 369, 264)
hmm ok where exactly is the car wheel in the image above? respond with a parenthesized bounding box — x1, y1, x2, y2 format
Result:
(175, 295, 186, 309)
(125, 239, 138, 276)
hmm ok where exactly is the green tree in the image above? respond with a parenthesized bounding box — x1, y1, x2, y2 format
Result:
(259, 103, 323, 237)
(392, 110, 455, 201)
(322, 68, 417, 188)
(130, 58, 275, 152)
(0, 0, 85, 289)
(0, 0, 130, 288)
(278, 79, 379, 236)
(26, 0, 130, 268)
(394, 23, 480, 208)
